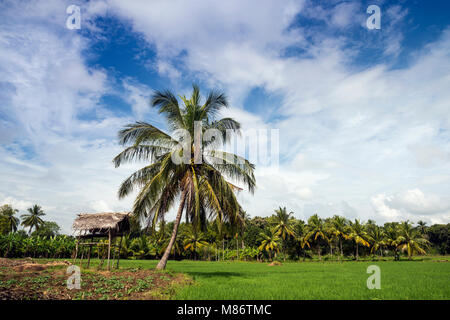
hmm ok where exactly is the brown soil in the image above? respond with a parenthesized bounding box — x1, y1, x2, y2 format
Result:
(0, 258, 191, 300)
(268, 261, 283, 266)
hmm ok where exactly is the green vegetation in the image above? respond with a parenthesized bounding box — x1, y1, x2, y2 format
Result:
(71, 258, 449, 300)
(1, 206, 449, 263)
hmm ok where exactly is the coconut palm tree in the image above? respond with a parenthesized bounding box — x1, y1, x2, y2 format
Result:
(114, 85, 256, 269)
(258, 228, 280, 261)
(396, 221, 430, 260)
(0, 205, 20, 234)
(367, 225, 386, 256)
(296, 232, 311, 261)
(348, 219, 370, 260)
(305, 214, 328, 260)
(238, 210, 250, 250)
(272, 207, 296, 239)
(183, 226, 209, 260)
(329, 215, 349, 259)
(384, 222, 400, 260)
(416, 220, 427, 235)
(21, 205, 45, 235)
(272, 207, 296, 260)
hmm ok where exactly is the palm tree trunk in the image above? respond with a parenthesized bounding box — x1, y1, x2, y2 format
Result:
(339, 238, 343, 260)
(317, 243, 321, 261)
(156, 191, 186, 270)
(356, 243, 359, 260)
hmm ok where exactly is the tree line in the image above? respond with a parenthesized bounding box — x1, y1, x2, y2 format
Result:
(1, 204, 448, 261)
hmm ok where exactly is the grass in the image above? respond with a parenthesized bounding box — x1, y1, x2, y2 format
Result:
(4, 257, 449, 299)
(113, 258, 450, 300)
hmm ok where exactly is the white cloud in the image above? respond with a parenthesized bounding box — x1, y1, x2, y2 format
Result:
(0, 1, 139, 233)
(371, 189, 450, 224)
(330, 2, 361, 28)
(82, 1, 450, 224)
(0, 0, 449, 234)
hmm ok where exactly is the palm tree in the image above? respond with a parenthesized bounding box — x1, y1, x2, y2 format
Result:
(272, 207, 296, 239)
(367, 225, 386, 256)
(305, 214, 328, 260)
(329, 215, 349, 259)
(0, 205, 20, 233)
(384, 222, 400, 260)
(416, 220, 427, 235)
(348, 219, 370, 260)
(396, 221, 430, 260)
(21, 205, 45, 234)
(272, 207, 295, 261)
(295, 223, 311, 262)
(114, 85, 256, 269)
(258, 228, 280, 261)
(183, 226, 209, 259)
(238, 210, 250, 250)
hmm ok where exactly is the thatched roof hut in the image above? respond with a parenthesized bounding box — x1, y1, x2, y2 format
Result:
(73, 212, 131, 238)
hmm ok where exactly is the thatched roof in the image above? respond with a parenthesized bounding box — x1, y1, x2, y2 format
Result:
(73, 212, 131, 237)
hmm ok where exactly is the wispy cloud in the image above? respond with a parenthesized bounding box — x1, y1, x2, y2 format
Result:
(0, 0, 449, 233)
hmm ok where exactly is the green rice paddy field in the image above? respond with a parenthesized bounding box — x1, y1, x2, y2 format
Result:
(115, 258, 450, 300)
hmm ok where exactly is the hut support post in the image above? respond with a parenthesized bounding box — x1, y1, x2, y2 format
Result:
(116, 235, 123, 269)
(107, 229, 111, 271)
(87, 236, 93, 269)
(79, 241, 85, 268)
(73, 238, 79, 265)
(111, 237, 117, 267)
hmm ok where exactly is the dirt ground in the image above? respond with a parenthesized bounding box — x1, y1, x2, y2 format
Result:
(0, 258, 191, 300)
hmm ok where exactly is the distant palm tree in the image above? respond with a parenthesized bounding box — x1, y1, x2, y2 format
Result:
(273, 207, 296, 239)
(329, 215, 349, 258)
(396, 221, 429, 260)
(296, 234, 311, 261)
(21, 204, 45, 234)
(348, 219, 370, 260)
(0, 205, 20, 233)
(114, 84, 256, 269)
(384, 222, 400, 260)
(258, 228, 281, 261)
(183, 227, 209, 260)
(238, 210, 250, 250)
(305, 214, 328, 260)
(272, 207, 296, 261)
(416, 220, 427, 235)
(368, 225, 386, 256)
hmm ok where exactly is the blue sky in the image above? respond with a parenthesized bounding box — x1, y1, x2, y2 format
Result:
(0, 0, 449, 233)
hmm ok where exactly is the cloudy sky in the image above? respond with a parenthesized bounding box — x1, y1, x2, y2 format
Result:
(1, 0, 449, 233)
